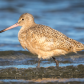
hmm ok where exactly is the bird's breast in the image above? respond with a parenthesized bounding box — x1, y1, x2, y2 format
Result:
(18, 30, 37, 54)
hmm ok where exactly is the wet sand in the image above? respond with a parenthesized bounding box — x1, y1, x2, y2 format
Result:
(0, 64, 84, 79)
(0, 51, 84, 84)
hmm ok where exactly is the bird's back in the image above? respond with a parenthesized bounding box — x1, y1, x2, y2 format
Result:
(19, 24, 84, 58)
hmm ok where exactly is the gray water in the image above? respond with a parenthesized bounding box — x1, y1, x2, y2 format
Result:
(0, 0, 84, 51)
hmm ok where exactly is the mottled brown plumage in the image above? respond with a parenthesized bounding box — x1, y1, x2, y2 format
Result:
(18, 13, 84, 59)
(0, 13, 84, 68)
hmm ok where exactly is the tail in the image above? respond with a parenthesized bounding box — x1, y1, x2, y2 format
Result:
(69, 38, 84, 52)
(73, 41, 84, 52)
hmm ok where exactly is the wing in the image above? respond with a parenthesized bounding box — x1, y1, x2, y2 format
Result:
(26, 24, 76, 53)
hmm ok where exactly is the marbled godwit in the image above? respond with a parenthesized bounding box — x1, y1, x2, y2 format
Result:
(0, 13, 84, 68)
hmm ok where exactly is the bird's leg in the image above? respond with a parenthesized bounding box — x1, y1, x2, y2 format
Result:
(37, 58, 41, 68)
(52, 57, 59, 67)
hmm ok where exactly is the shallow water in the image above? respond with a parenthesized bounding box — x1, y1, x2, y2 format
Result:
(0, 51, 84, 83)
(0, 0, 84, 84)
(0, 78, 84, 84)
(0, 51, 84, 69)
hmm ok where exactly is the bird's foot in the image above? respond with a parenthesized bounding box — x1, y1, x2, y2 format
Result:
(36, 65, 40, 69)
(36, 58, 41, 69)
(55, 66, 59, 69)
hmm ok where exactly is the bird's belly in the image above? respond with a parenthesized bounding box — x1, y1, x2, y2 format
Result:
(26, 41, 67, 59)
(25, 41, 37, 55)
(20, 39, 67, 59)
(35, 48, 67, 59)
(25, 39, 67, 59)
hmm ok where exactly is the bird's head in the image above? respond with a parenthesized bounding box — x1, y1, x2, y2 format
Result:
(0, 13, 35, 33)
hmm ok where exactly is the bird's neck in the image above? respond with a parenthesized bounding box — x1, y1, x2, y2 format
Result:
(20, 22, 36, 31)
(18, 23, 36, 38)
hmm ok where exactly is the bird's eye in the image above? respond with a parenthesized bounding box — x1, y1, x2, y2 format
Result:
(22, 19, 24, 20)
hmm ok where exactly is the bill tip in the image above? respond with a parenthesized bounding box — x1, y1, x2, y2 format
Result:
(0, 30, 4, 33)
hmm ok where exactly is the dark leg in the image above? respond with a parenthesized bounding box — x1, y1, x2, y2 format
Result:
(37, 58, 41, 68)
(52, 57, 59, 67)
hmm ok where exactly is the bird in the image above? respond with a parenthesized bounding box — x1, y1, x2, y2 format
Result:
(0, 13, 84, 68)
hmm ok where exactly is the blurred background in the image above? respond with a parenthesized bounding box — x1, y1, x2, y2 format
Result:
(0, 0, 84, 51)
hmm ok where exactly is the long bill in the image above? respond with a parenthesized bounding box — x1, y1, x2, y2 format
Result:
(0, 23, 19, 33)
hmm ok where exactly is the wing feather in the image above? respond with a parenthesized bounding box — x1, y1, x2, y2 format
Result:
(26, 24, 74, 52)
